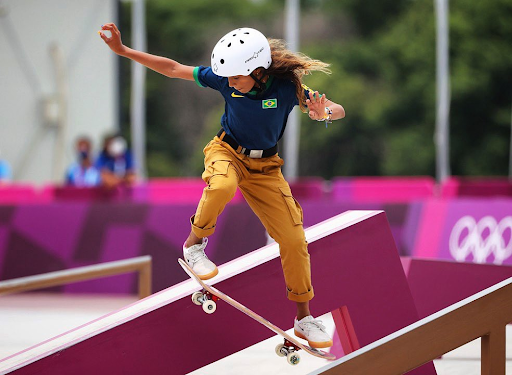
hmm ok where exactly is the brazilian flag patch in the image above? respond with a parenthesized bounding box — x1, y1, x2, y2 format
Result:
(262, 98, 277, 109)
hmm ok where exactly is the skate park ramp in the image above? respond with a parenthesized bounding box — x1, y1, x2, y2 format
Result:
(0, 210, 435, 375)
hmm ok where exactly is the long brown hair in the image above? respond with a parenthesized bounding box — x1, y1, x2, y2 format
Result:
(266, 39, 331, 113)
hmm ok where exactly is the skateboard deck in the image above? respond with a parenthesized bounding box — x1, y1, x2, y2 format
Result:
(178, 258, 336, 365)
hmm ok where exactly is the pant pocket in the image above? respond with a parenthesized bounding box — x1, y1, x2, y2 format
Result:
(279, 186, 303, 225)
(202, 160, 231, 183)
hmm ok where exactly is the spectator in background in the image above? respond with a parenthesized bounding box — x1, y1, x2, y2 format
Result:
(65, 136, 101, 187)
(0, 147, 13, 184)
(96, 134, 136, 188)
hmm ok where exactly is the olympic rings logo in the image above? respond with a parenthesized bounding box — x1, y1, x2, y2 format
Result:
(449, 216, 512, 265)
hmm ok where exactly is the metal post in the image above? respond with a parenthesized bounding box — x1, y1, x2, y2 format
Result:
(434, 0, 451, 183)
(131, 0, 147, 179)
(48, 43, 68, 183)
(283, 0, 300, 181)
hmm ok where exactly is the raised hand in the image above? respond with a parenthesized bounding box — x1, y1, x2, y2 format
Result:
(98, 23, 126, 55)
(306, 91, 328, 121)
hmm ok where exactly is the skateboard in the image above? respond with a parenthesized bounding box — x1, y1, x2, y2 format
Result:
(178, 258, 336, 365)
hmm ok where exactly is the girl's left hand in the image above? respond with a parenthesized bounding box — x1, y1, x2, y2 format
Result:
(306, 91, 327, 121)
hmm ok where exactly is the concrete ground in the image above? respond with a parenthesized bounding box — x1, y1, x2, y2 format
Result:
(0, 293, 510, 374)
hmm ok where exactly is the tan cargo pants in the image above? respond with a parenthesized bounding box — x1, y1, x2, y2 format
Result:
(190, 135, 314, 303)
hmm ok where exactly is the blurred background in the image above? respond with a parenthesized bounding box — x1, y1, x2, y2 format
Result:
(1, 1, 512, 373)
(1, 0, 511, 184)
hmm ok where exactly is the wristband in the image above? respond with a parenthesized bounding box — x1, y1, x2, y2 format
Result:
(324, 107, 333, 123)
(315, 107, 333, 128)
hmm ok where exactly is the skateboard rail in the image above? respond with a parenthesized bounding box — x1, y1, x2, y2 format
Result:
(0, 256, 152, 299)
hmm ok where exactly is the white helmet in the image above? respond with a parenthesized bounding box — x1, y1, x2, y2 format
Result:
(211, 28, 271, 77)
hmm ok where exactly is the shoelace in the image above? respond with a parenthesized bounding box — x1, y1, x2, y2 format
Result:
(187, 247, 207, 264)
(186, 238, 209, 265)
(301, 319, 327, 333)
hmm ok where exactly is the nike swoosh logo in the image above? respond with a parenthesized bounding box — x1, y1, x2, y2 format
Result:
(231, 92, 244, 98)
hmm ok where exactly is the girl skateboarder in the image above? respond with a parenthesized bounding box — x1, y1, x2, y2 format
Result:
(100, 23, 345, 348)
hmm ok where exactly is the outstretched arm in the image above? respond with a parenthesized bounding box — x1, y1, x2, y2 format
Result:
(306, 91, 345, 121)
(99, 23, 194, 81)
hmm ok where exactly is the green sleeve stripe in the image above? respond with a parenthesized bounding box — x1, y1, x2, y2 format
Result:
(193, 67, 206, 88)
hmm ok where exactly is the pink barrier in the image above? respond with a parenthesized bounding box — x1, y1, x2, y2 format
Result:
(144, 178, 243, 203)
(49, 186, 130, 201)
(441, 176, 512, 198)
(332, 177, 435, 202)
(289, 177, 326, 200)
(143, 178, 325, 203)
(0, 185, 138, 203)
(3, 177, 512, 205)
(0, 185, 40, 204)
(0, 211, 435, 375)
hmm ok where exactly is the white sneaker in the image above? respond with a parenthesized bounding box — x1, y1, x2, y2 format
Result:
(183, 238, 218, 280)
(294, 316, 333, 348)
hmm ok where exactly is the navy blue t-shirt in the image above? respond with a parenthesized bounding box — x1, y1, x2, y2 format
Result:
(193, 66, 310, 150)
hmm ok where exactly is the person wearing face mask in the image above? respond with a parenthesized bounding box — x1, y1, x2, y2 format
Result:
(65, 136, 101, 187)
(95, 134, 136, 189)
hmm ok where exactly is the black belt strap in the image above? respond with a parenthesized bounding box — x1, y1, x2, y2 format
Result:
(216, 129, 278, 158)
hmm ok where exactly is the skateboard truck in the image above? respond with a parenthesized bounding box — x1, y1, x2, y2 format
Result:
(191, 290, 220, 314)
(275, 339, 301, 365)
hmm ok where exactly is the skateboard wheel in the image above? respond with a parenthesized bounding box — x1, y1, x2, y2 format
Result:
(287, 352, 300, 366)
(202, 300, 217, 314)
(191, 291, 204, 306)
(275, 343, 287, 357)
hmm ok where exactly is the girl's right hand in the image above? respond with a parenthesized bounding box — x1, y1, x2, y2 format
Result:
(99, 23, 126, 55)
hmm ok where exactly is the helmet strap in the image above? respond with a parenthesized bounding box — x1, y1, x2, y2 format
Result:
(249, 69, 268, 92)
